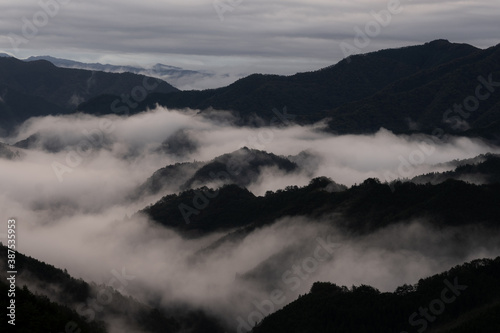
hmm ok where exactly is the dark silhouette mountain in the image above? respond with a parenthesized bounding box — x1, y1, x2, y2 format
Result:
(4, 40, 498, 139)
(139, 40, 479, 123)
(134, 161, 206, 199)
(140, 175, 500, 236)
(326, 42, 500, 137)
(181, 147, 298, 190)
(0, 81, 68, 132)
(0, 56, 178, 132)
(251, 257, 500, 333)
(79, 40, 481, 126)
(0, 279, 107, 333)
(140, 184, 258, 235)
(134, 148, 299, 199)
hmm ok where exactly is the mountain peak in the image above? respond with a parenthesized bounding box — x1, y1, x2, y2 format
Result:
(427, 39, 451, 45)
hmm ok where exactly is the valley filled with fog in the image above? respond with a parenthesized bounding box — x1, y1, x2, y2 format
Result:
(1, 107, 499, 332)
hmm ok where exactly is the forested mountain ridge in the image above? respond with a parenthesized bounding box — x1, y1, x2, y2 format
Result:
(140, 175, 500, 236)
(251, 257, 500, 333)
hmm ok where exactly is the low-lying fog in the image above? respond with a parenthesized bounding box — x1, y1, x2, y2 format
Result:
(1, 107, 499, 330)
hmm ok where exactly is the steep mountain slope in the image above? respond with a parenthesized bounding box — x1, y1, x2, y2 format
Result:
(134, 161, 206, 199)
(0, 244, 226, 333)
(0, 81, 68, 131)
(0, 57, 178, 132)
(135, 148, 299, 198)
(251, 257, 500, 333)
(0, 279, 107, 333)
(326, 42, 500, 136)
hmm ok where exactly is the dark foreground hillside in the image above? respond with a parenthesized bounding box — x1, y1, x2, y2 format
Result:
(2, 244, 498, 333)
(0, 279, 107, 333)
(0, 245, 225, 333)
(252, 257, 500, 333)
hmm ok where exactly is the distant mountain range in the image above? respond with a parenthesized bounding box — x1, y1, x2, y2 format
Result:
(78, 40, 500, 141)
(1, 40, 499, 140)
(24, 55, 216, 90)
(25, 55, 199, 76)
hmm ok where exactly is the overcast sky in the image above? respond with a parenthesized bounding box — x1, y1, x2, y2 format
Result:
(1, 0, 499, 85)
